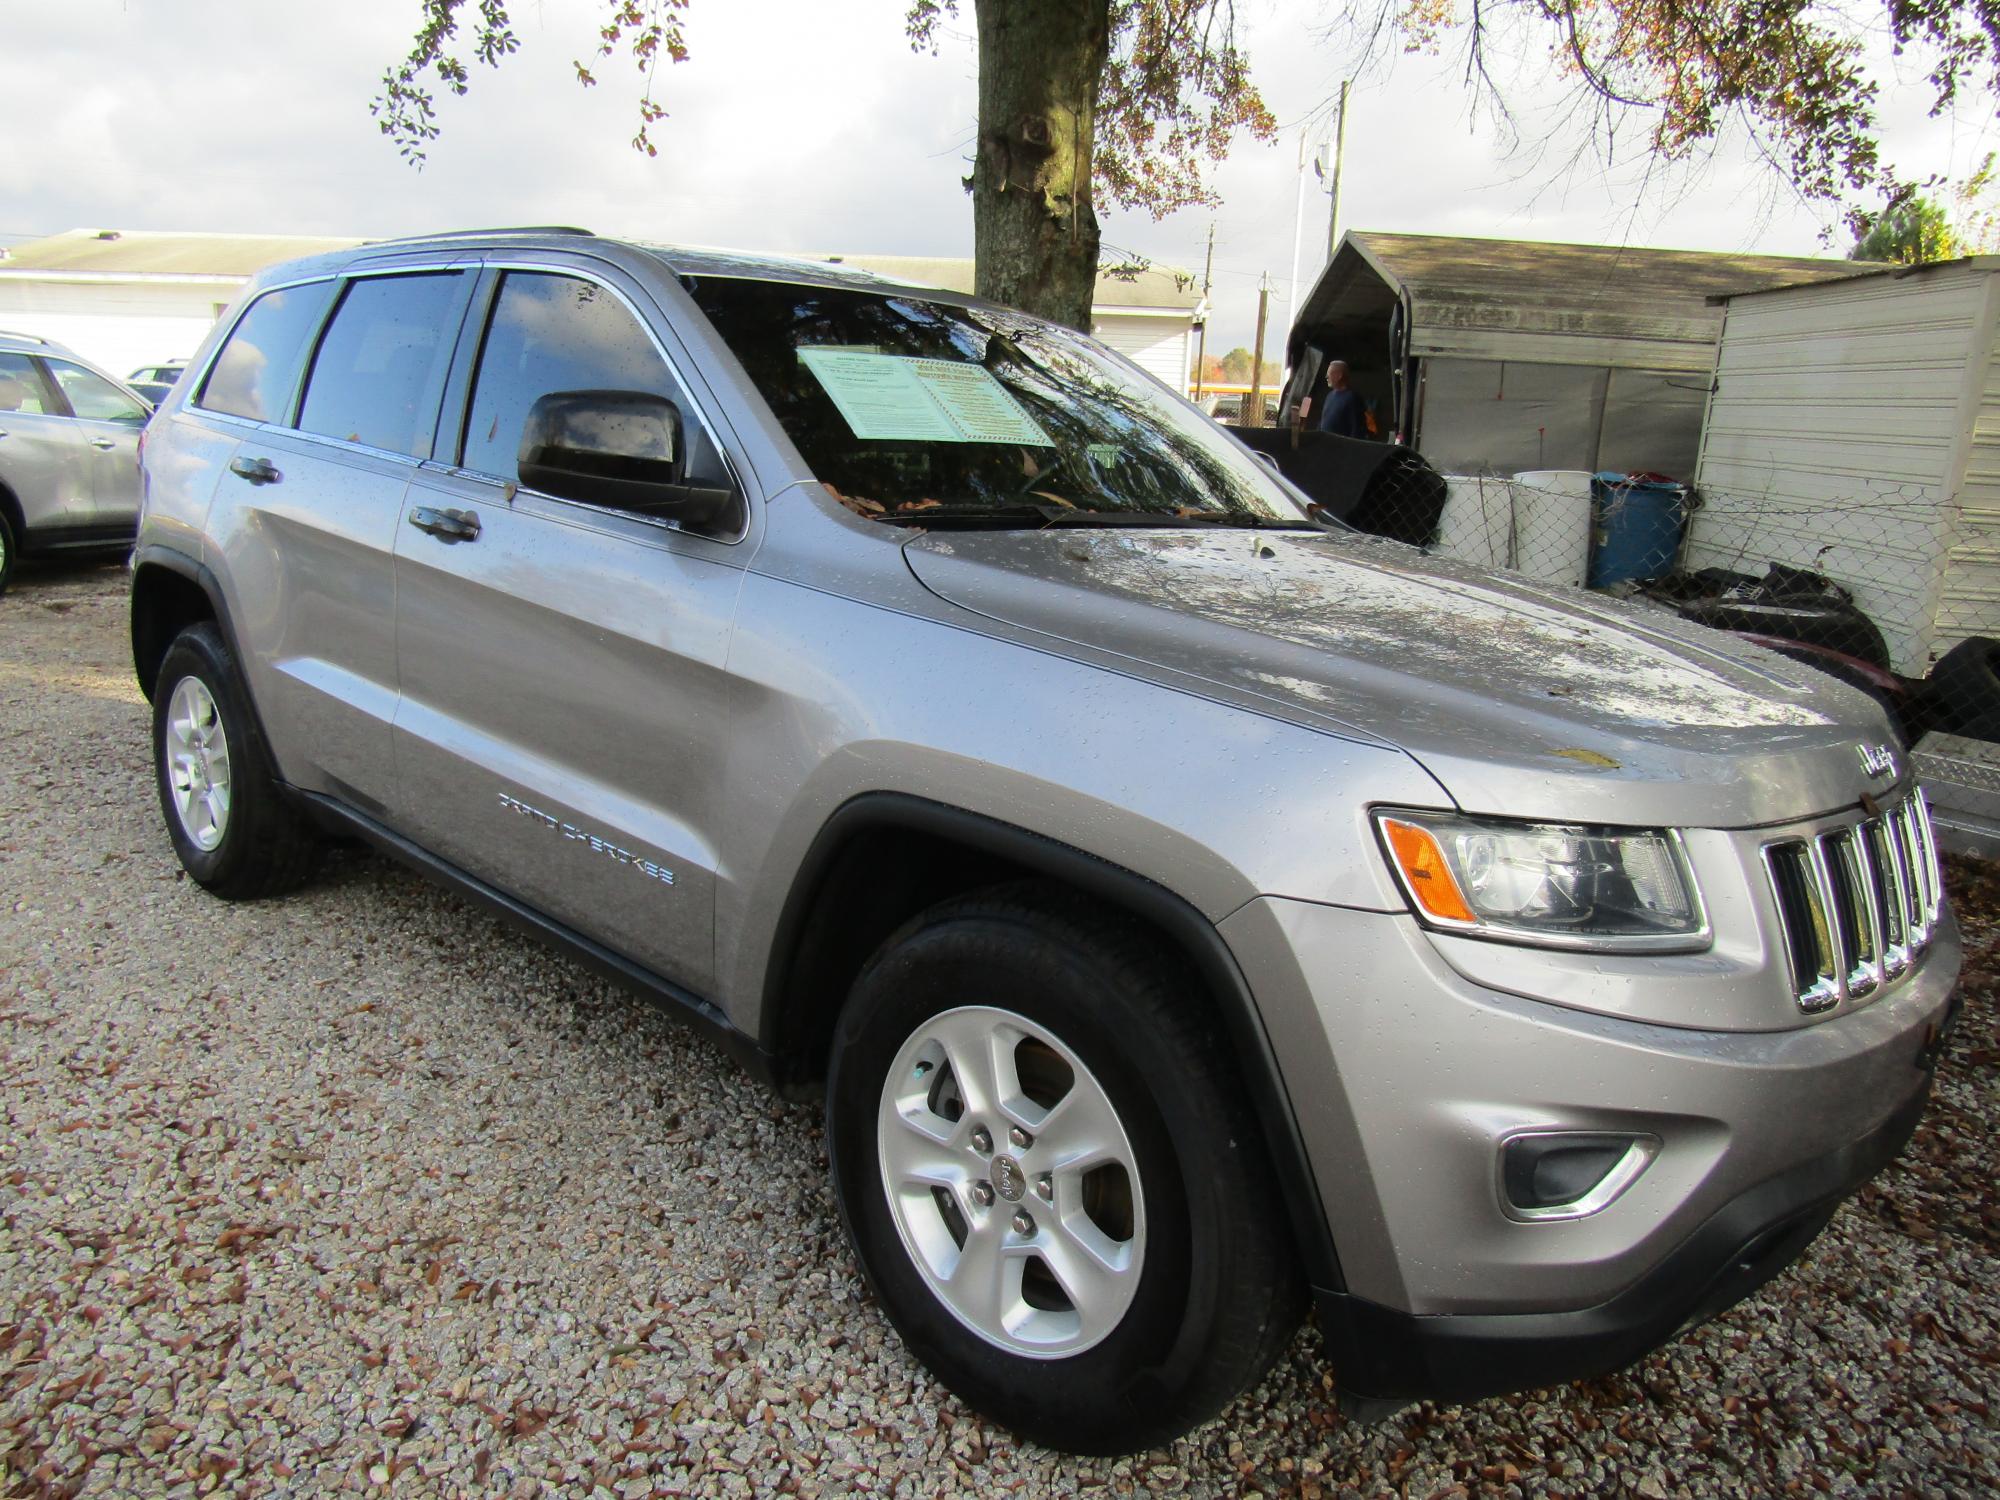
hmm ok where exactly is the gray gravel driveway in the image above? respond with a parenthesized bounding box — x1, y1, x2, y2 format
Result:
(2, 563, 1995, 1497)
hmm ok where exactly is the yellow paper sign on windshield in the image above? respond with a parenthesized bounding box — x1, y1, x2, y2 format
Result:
(801, 349, 1052, 446)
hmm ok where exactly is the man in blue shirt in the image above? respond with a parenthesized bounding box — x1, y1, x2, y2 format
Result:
(1315, 359, 1367, 438)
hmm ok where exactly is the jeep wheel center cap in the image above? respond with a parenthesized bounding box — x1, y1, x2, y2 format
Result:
(991, 1154, 1025, 1202)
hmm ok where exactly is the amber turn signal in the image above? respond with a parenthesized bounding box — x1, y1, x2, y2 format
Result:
(1381, 817, 1476, 924)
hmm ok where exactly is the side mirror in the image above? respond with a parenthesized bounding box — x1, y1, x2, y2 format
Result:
(517, 389, 735, 527)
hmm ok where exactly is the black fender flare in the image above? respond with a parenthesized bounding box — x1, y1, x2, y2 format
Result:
(131, 541, 222, 600)
(130, 543, 240, 697)
(762, 791, 1347, 1293)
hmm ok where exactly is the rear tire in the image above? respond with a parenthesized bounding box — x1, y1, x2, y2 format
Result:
(825, 883, 1303, 1453)
(152, 622, 319, 898)
(0, 507, 16, 596)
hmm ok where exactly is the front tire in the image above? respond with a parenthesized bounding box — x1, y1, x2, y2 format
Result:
(152, 622, 319, 898)
(0, 506, 16, 596)
(826, 884, 1303, 1453)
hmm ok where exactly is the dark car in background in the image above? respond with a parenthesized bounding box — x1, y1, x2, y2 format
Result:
(127, 361, 189, 406)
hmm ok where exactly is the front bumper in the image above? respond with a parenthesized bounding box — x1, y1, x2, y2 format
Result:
(1217, 895, 1960, 1407)
(1318, 1076, 1932, 1409)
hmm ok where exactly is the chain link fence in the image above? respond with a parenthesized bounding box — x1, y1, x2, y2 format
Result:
(1418, 471, 1987, 681)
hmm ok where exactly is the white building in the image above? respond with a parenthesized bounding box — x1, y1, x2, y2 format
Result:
(0, 230, 1205, 391)
(832, 254, 1205, 391)
(0, 230, 360, 378)
(1693, 256, 2000, 674)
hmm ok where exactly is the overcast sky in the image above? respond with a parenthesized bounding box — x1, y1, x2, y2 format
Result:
(2, 0, 1992, 354)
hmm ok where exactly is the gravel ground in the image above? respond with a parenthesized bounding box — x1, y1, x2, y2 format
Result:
(1, 562, 1995, 1499)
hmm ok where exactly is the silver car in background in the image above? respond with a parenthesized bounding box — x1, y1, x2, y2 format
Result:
(128, 230, 1962, 1453)
(0, 331, 150, 593)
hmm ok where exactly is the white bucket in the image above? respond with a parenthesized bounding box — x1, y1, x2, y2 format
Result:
(1434, 476, 1514, 569)
(1509, 470, 1593, 589)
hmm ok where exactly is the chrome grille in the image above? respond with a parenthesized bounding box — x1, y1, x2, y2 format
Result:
(1763, 790, 1942, 1013)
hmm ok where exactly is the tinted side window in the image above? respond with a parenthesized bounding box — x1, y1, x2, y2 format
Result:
(0, 353, 55, 415)
(461, 271, 723, 485)
(197, 281, 336, 422)
(48, 361, 148, 423)
(298, 273, 466, 458)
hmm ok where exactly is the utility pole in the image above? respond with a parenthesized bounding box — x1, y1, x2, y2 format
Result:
(1191, 221, 1216, 400)
(1246, 273, 1272, 428)
(1325, 79, 1350, 260)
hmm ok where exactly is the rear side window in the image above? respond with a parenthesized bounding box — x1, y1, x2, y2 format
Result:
(298, 272, 466, 458)
(48, 361, 147, 423)
(460, 271, 724, 485)
(197, 281, 336, 422)
(0, 353, 55, 415)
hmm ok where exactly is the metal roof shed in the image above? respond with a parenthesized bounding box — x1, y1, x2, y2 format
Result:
(1285, 232, 1866, 477)
(1691, 256, 2000, 674)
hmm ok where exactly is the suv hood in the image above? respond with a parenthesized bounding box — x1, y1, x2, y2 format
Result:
(902, 527, 1899, 828)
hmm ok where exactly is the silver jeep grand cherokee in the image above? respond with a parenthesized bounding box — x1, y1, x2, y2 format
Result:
(131, 229, 1961, 1454)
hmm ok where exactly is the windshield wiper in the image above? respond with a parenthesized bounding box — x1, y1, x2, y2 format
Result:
(875, 503, 1209, 529)
(1173, 511, 1318, 532)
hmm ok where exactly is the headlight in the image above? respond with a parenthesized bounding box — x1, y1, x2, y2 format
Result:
(1374, 809, 1707, 951)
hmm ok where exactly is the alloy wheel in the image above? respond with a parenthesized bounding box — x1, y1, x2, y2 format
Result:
(165, 676, 232, 852)
(876, 1004, 1146, 1358)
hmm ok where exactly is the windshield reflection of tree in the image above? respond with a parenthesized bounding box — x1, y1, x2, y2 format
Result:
(989, 325, 1272, 519)
(687, 279, 1292, 522)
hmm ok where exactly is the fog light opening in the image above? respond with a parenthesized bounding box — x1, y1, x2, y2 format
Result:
(1500, 1132, 1659, 1222)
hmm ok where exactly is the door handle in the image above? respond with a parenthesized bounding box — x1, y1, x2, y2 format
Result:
(90, 438, 118, 451)
(407, 505, 481, 543)
(229, 455, 281, 485)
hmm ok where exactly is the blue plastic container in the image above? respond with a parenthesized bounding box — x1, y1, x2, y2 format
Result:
(1588, 473, 1689, 588)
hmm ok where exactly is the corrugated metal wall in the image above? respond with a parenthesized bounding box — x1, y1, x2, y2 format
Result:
(1417, 359, 1708, 477)
(1936, 302, 2000, 655)
(1693, 265, 1997, 674)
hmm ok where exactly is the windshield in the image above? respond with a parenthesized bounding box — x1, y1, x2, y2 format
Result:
(684, 276, 1311, 527)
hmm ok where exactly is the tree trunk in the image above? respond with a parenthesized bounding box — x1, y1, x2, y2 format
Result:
(970, 0, 1111, 332)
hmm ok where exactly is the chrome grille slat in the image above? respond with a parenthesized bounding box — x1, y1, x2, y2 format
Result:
(1904, 792, 1936, 936)
(1907, 796, 1935, 938)
(1806, 838, 1850, 1005)
(1826, 828, 1882, 998)
(1889, 802, 1923, 940)
(1864, 818, 1911, 978)
(1763, 791, 1941, 1013)
(1763, 840, 1839, 1012)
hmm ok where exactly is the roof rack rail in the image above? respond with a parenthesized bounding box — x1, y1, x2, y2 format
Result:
(0, 330, 56, 345)
(374, 226, 596, 244)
